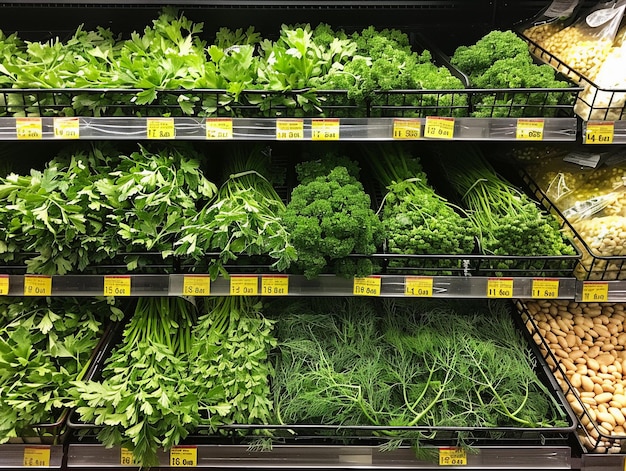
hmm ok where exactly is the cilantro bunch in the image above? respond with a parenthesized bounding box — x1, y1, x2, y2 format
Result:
(0, 297, 123, 443)
(283, 155, 383, 279)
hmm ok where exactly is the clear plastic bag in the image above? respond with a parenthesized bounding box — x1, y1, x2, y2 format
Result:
(522, 0, 583, 48)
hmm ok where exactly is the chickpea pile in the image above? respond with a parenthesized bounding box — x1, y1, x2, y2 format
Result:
(526, 300, 626, 453)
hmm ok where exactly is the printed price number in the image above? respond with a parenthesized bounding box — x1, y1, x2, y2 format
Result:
(353, 276, 381, 297)
(582, 282, 609, 302)
(23, 446, 51, 467)
(230, 276, 259, 296)
(104, 275, 131, 297)
(147, 118, 175, 139)
(120, 448, 140, 466)
(24, 275, 52, 296)
(586, 121, 614, 144)
(261, 275, 289, 296)
(439, 448, 467, 466)
(487, 278, 514, 298)
(16, 118, 43, 140)
(404, 276, 433, 297)
(532, 279, 559, 299)
(170, 446, 197, 467)
(276, 119, 304, 140)
(516, 118, 544, 141)
(424, 117, 455, 139)
(311, 118, 340, 141)
(0, 275, 8, 295)
(183, 275, 210, 296)
(53, 117, 80, 139)
(392, 119, 421, 139)
(206, 118, 233, 139)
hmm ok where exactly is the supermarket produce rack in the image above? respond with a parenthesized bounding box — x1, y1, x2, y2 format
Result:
(0, 0, 625, 470)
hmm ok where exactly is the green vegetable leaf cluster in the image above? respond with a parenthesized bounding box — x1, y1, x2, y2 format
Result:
(271, 297, 569, 448)
(0, 297, 122, 443)
(450, 30, 572, 117)
(283, 157, 383, 279)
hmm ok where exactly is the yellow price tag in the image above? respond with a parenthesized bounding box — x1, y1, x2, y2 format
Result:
(0, 275, 8, 295)
(586, 121, 614, 144)
(23, 446, 51, 467)
(53, 117, 80, 139)
(16, 117, 43, 140)
(487, 278, 514, 298)
(183, 275, 210, 296)
(516, 118, 544, 140)
(206, 118, 233, 139)
(582, 281, 609, 302)
(24, 275, 52, 296)
(276, 119, 304, 140)
(170, 446, 197, 467)
(353, 276, 381, 296)
(261, 275, 289, 296)
(439, 448, 467, 466)
(311, 118, 340, 140)
(392, 119, 421, 139)
(404, 276, 433, 297)
(120, 448, 140, 467)
(230, 276, 258, 296)
(532, 279, 559, 299)
(424, 116, 455, 139)
(103, 276, 131, 297)
(147, 118, 175, 139)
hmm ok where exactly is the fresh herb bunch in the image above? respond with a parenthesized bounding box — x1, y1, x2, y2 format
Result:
(0, 144, 118, 274)
(190, 297, 276, 431)
(96, 143, 217, 270)
(0, 297, 122, 443)
(283, 155, 383, 279)
(442, 146, 575, 259)
(271, 297, 568, 455)
(71, 298, 199, 468)
(366, 144, 476, 272)
(450, 30, 571, 117)
(175, 146, 295, 278)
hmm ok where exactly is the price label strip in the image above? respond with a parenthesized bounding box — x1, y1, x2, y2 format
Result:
(206, 118, 233, 139)
(147, 118, 176, 139)
(392, 119, 421, 139)
(276, 119, 304, 140)
(23, 446, 51, 467)
(53, 117, 80, 139)
(439, 447, 467, 466)
(487, 278, 514, 298)
(104, 275, 131, 297)
(183, 275, 210, 296)
(582, 281, 609, 302)
(353, 276, 381, 297)
(585, 121, 614, 144)
(311, 118, 340, 141)
(404, 276, 433, 297)
(24, 275, 52, 296)
(261, 275, 289, 296)
(424, 116, 455, 139)
(516, 118, 544, 141)
(120, 448, 140, 467)
(0, 275, 8, 295)
(170, 446, 197, 467)
(532, 279, 559, 299)
(16, 117, 43, 140)
(230, 276, 259, 296)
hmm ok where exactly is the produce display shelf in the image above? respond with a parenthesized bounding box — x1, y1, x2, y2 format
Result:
(582, 454, 626, 471)
(0, 273, 580, 298)
(64, 444, 572, 469)
(0, 116, 579, 141)
(0, 444, 64, 469)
